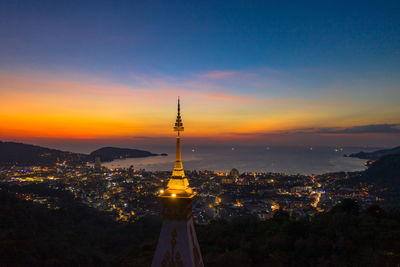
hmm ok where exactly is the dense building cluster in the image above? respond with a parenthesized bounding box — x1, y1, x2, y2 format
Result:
(0, 162, 383, 224)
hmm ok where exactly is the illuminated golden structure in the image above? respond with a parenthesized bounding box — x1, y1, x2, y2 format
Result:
(164, 97, 193, 197)
(152, 98, 203, 267)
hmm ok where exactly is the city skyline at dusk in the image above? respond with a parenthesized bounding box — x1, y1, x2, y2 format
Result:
(1, 1, 399, 149)
(1, 2, 400, 266)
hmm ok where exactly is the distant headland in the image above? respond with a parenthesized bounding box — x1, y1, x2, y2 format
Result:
(346, 146, 400, 160)
(89, 147, 159, 162)
(0, 141, 164, 166)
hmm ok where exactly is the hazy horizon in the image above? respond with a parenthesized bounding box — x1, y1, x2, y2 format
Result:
(0, 137, 393, 155)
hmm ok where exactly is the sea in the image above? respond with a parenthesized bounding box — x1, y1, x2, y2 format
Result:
(99, 145, 373, 175)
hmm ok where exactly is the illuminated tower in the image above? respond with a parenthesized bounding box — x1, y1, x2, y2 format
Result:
(152, 98, 204, 267)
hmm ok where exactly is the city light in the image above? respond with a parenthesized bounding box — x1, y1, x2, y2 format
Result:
(0, 1, 398, 265)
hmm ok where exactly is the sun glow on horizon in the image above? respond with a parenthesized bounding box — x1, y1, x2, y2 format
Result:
(1, 70, 399, 146)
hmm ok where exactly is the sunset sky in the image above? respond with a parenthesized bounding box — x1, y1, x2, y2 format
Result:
(1, 1, 399, 151)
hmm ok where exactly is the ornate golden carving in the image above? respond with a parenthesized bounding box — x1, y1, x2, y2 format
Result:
(161, 229, 184, 267)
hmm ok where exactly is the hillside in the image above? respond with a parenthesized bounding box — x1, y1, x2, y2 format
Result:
(0, 141, 87, 166)
(348, 146, 400, 160)
(339, 154, 400, 208)
(363, 154, 400, 206)
(89, 147, 158, 162)
(0, 186, 160, 266)
(0, 187, 399, 266)
(364, 154, 400, 186)
(0, 141, 159, 166)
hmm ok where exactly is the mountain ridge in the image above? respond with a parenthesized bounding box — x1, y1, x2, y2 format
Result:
(0, 141, 159, 166)
(89, 146, 158, 162)
(347, 146, 400, 160)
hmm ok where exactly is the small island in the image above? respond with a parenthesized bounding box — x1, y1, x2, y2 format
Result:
(89, 147, 158, 162)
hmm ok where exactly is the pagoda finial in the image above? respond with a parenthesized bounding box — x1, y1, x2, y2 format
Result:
(178, 96, 180, 115)
(163, 97, 191, 191)
(174, 97, 184, 133)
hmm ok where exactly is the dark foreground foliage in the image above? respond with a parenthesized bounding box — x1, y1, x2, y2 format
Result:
(197, 201, 400, 266)
(1, 191, 400, 266)
(0, 189, 160, 266)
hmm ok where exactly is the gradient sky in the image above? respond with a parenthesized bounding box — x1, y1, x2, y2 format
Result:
(1, 0, 399, 151)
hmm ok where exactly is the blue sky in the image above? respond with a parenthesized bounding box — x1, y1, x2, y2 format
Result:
(2, 0, 399, 75)
(0, 0, 399, 148)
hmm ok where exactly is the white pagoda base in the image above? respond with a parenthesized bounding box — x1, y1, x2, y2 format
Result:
(152, 198, 203, 267)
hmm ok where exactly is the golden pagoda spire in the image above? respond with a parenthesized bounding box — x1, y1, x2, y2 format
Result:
(152, 97, 203, 267)
(174, 96, 184, 134)
(161, 97, 194, 198)
(172, 97, 184, 178)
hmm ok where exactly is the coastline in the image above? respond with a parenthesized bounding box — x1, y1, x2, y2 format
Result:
(99, 145, 369, 175)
